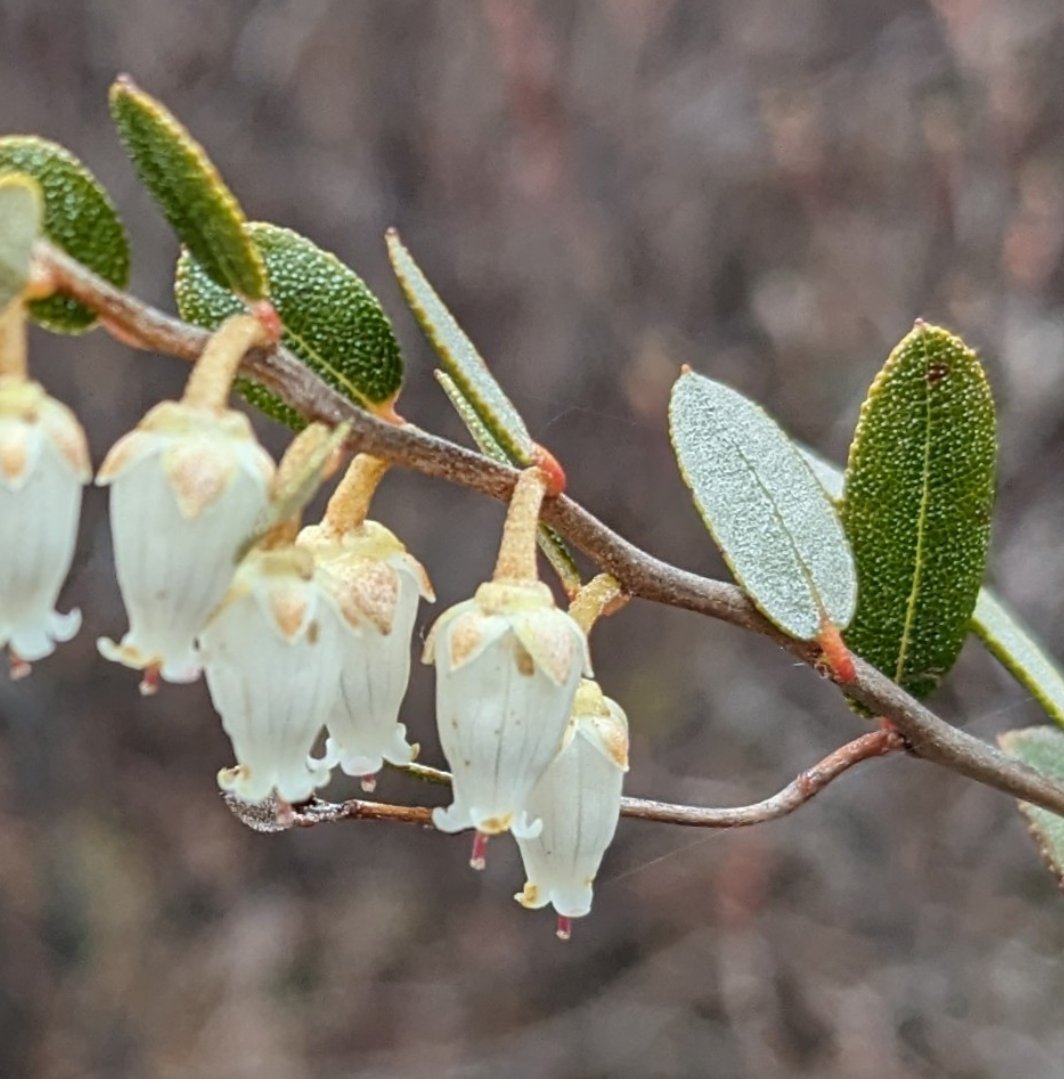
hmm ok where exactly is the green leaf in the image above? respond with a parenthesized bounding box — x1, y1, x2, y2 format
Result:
(109, 76, 266, 300)
(0, 172, 43, 311)
(176, 222, 403, 420)
(0, 136, 130, 332)
(435, 369, 581, 595)
(387, 229, 535, 464)
(668, 369, 857, 640)
(802, 446, 1064, 726)
(841, 322, 997, 698)
(998, 726, 1064, 888)
(973, 591, 1064, 727)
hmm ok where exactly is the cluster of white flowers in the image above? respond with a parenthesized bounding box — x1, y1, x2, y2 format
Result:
(1, 311, 629, 935)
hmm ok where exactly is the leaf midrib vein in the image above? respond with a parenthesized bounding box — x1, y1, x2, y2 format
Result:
(894, 344, 933, 684)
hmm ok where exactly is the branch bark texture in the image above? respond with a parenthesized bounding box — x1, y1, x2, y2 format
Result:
(36, 241, 1064, 822)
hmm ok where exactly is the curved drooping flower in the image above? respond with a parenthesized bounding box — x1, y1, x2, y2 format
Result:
(97, 399, 274, 686)
(200, 545, 343, 804)
(0, 375, 90, 671)
(298, 518, 434, 790)
(515, 679, 629, 937)
(425, 579, 590, 841)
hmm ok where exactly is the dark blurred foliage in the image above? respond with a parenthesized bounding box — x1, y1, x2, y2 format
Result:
(2, 1, 1064, 1076)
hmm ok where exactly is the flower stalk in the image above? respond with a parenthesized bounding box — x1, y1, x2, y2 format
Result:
(180, 314, 272, 412)
(0, 302, 27, 380)
(322, 452, 390, 534)
(493, 466, 549, 582)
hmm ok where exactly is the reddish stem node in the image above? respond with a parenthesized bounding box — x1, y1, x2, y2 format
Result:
(532, 443, 566, 497)
(250, 299, 282, 344)
(556, 915, 573, 941)
(360, 774, 378, 794)
(816, 616, 855, 683)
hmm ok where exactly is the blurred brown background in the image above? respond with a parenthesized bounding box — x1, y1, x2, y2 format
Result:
(3, 1, 1064, 1076)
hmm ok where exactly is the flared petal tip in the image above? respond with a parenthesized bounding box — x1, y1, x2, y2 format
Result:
(217, 764, 273, 804)
(217, 764, 321, 806)
(509, 811, 544, 840)
(97, 635, 201, 685)
(6, 608, 83, 666)
(515, 882, 548, 910)
(431, 803, 473, 834)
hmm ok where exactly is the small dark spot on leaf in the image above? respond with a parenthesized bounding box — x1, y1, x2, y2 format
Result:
(926, 363, 950, 384)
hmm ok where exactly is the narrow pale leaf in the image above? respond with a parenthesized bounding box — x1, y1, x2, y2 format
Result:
(109, 76, 266, 300)
(240, 422, 351, 557)
(668, 369, 856, 640)
(435, 370, 581, 594)
(841, 322, 996, 698)
(0, 136, 129, 332)
(387, 229, 535, 464)
(0, 173, 42, 310)
(176, 222, 403, 421)
(999, 726, 1064, 887)
(973, 592, 1064, 726)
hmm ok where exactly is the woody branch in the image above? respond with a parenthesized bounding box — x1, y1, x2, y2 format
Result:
(34, 240, 1064, 823)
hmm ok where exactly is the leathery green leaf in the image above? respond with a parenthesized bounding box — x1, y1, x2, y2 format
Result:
(841, 322, 996, 698)
(999, 726, 1064, 888)
(0, 136, 129, 332)
(109, 76, 266, 300)
(0, 173, 43, 311)
(435, 369, 581, 596)
(387, 229, 535, 464)
(668, 369, 857, 640)
(176, 222, 403, 421)
(804, 447, 1064, 727)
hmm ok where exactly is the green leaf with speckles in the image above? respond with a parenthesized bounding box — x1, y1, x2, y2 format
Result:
(387, 229, 535, 465)
(668, 369, 857, 641)
(176, 222, 403, 423)
(0, 136, 129, 332)
(840, 323, 996, 699)
(109, 76, 266, 300)
(435, 369, 581, 595)
(803, 447, 1064, 726)
(999, 726, 1064, 887)
(972, 592, 1064, 727)
(0, 172, 43, 311)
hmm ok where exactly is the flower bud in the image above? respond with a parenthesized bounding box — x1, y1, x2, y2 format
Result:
(298, 519, 434, 789)
(200, 545, 342, 804)
(96, 399, 274, 686)
(515, 679, 629, 935)
(425, 579, 589, 840)
(0, 376, 89, 670)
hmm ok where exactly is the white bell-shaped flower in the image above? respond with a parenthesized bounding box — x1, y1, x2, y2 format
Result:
(298, 518, 434, 789)
(0, 375, 89, 671)
(200, 545, 343, 804)
(425, 579, 590, 841)
(515, 679, 629, 937)
(96, 398, 274, 687)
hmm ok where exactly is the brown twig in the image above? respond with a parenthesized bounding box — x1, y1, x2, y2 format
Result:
(35, 240, 1064, 821)
(224, 728, 905, 833)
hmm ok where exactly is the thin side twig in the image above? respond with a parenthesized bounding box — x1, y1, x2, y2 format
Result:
(36, 241, 1064, 821)
(223, 728, 904, 833)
